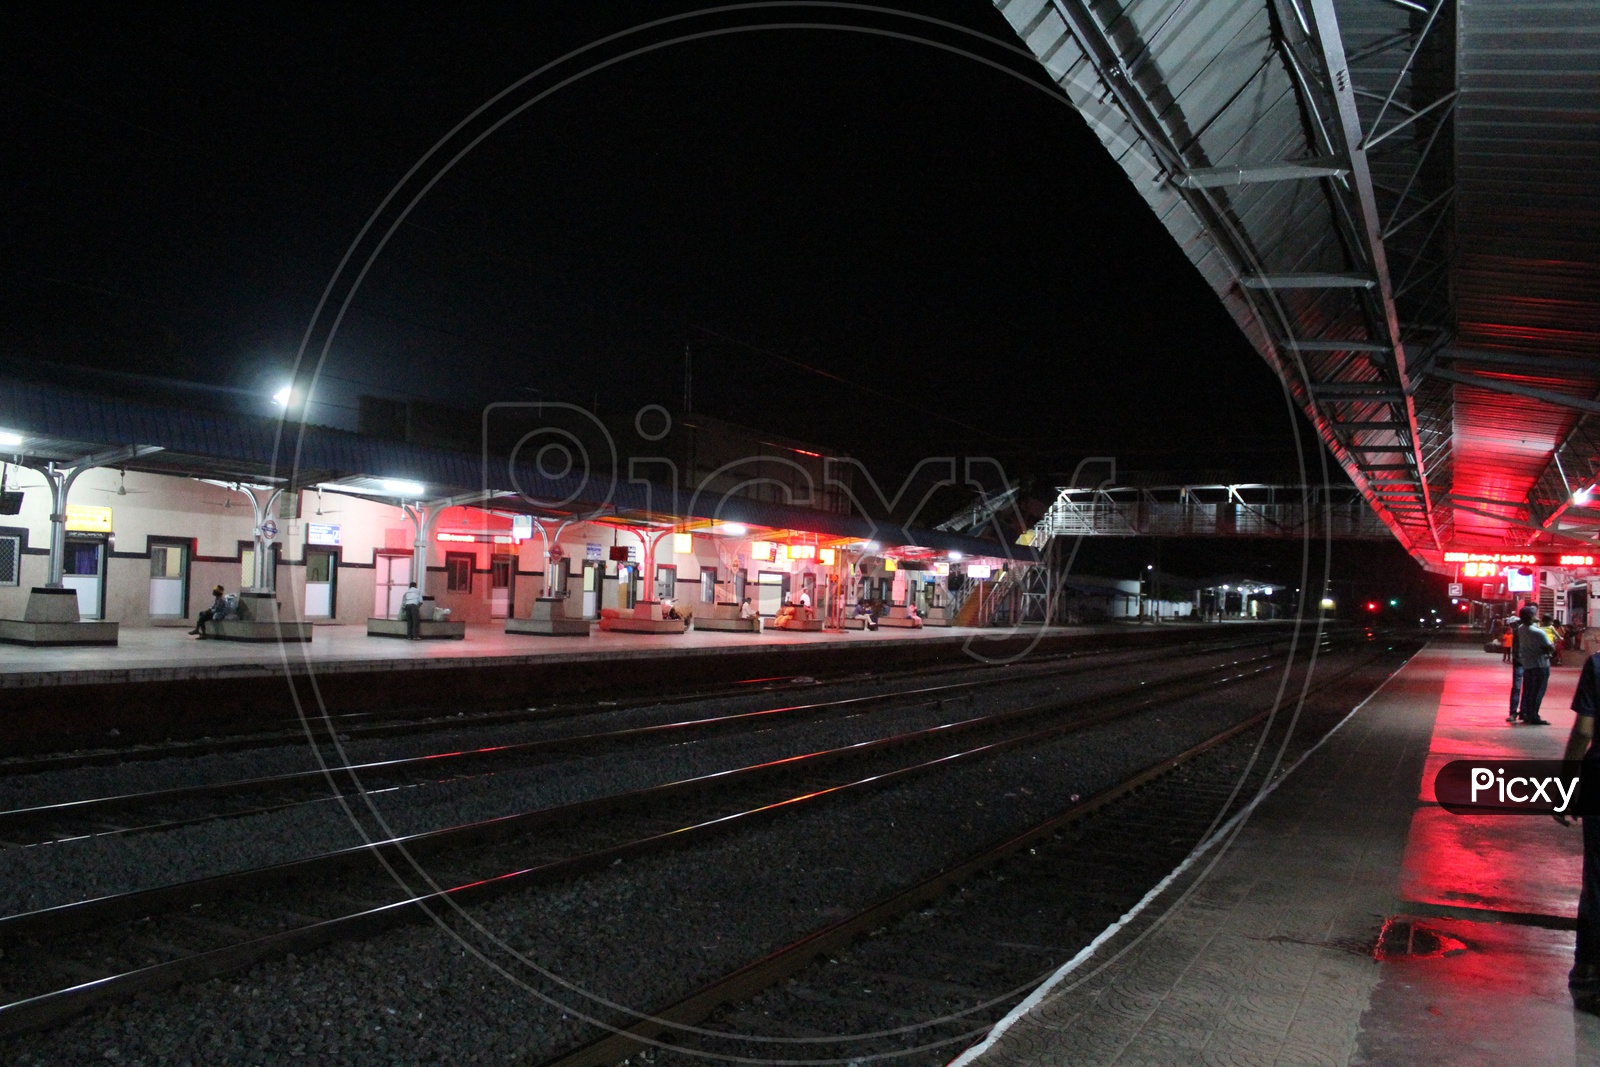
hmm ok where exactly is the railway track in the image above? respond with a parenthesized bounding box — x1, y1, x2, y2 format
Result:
(0, 629, 1341, 848)
(0, 630, 1373, 1041)
(541, 638, 1418, 1067)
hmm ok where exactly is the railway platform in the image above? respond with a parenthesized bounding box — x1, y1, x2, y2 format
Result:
(0, 620, 1288, 752)
(0, 619, 1192, 688)
(957, 640, 1600, 1067)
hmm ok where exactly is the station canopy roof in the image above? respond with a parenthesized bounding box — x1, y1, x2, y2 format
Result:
(0, 376, 1033, 563)
(997, 0, 1598, 571)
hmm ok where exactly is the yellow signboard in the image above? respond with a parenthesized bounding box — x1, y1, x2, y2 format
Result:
(65, 504, 112, 533)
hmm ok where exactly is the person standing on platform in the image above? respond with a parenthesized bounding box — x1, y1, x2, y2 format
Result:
(1506, 614, 1524, 722)
(1515, 603, 1555, 725)
(1556, 652, 1600, 1010)
(400, 582, 424, 640)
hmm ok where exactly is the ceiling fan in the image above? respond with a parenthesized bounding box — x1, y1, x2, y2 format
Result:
(94, 470, 151, 497)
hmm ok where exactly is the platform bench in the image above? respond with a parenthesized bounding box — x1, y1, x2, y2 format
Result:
(506, 616, 590, 636)
(692, 603, 760, 632)
(366, 617, 467, 640)
(206, 620, 314, 643)
(768, 612, 824, 632)
(599, 602, 686, 634)
(0, 619, 120, 647)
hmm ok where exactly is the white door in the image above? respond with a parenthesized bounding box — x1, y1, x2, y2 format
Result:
(490, 556, 513, 619)
(64, 540, 104, 620)
(582, 562, 600, 617)
(757, 572, 784, 616)
(375, 554, 411, 618)
(304, 549, 336, 619)
(148, 543, 187, 617)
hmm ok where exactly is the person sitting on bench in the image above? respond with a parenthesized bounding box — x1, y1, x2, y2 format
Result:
(189, 585, 227, 638)
(400, 582, 425, 640)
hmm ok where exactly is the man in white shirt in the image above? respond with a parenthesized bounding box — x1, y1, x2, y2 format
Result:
(400, 582, 425, 640)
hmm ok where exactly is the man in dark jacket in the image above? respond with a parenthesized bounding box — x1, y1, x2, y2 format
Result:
(1556, 652, 1600, 1010)
(1514, 603, 1555, 725)
(188, 585, 227, 638)
(1507, 615, 1524, 722)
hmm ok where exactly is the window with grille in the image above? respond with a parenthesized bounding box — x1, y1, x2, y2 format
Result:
(446, 553, 473, 592)
(0, 536, 19, 586)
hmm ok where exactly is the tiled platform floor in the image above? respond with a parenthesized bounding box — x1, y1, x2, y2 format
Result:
(957, 641, 1600, 1067)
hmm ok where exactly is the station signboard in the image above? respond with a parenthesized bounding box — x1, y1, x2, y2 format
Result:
(307, 523, 342, 546)
(1444, 550, 1596, 579)
(64, 504, 112, 533)
(1447, 583, 1463, 598)
(437, 531, 515, 545)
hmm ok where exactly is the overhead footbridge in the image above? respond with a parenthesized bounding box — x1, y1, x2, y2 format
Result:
(1024, 481, 1392, 543)
(995, 0, 1598, 570)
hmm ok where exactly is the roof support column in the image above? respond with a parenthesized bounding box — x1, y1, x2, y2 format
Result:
(400, 491, 497, 601)
(531, 519, 576, 598)
(198, 479, 289, 593)
(26, 445, 164, 588)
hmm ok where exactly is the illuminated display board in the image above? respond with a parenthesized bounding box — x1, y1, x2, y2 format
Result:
(64, 504, 112, 532)
(1444, 551, 1597, 567)
(436, 531, 512, 544)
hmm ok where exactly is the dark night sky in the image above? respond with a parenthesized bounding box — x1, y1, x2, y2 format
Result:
(3, 2, 1323, 487)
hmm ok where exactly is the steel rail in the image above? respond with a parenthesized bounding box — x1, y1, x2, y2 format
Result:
(0, 631, 1333, 845)
(0, 641, 1315, 940)
(535, 641, 1408, 1067)
(0, 636, 1376, 1037)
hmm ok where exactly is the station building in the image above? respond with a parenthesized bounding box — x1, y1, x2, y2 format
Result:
(0, 377, 1032, 638)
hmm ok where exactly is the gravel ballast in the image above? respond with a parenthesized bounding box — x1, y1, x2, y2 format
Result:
(0, 643, 1399, 1066)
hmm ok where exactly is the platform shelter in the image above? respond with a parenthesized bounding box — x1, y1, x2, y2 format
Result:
(958, 640, 1600, 1066)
